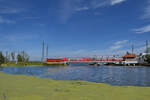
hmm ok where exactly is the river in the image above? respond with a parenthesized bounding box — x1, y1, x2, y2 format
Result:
(0, 64, 150, 86)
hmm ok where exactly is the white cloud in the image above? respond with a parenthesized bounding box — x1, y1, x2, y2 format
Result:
(110, 40, 129, 50)
(142, 0, 150, 19)
(92, 0, 126, 8)
(132, 1, 150, 34)
(111, 0, 126, 5)
(133, 24, 150, 34)
(114, 40, 128, 45)
(51, 40, 146, 58)
(59, 0, 127, 23)
(3, 34, 39, 42)
(75, 6, 89, 11)
(110, 45, 123, 50)
(91, 1, 109, 8)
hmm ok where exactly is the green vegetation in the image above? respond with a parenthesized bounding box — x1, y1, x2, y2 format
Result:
(0, 71, 150, 100)
(0, 50, 66, 67)
(0, 61, 44, 67)
(0, 51, 38, 67)
(145, 55, 150, 63)
(45, 62, 68, 66)
(17, 51, 29, 63)
(0, 61, 67, 67)
(0, 52, 5, 65)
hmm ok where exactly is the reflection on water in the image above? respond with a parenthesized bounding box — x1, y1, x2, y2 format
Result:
(0, 65, 150, 86)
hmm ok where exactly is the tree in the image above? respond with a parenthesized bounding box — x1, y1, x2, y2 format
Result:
(5, 51, 9, 63)
(8, 52, 10, 62)
(0, 51, 5, 65)
(11, 52, 15, 62)
(17, 51, 30, 63)
(21, 51, 30, 62)
(145, 55, 150, 63)
(17, 53, 22, 62)
(24, 52, 29, 62)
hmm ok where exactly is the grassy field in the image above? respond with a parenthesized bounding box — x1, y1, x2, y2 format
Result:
(0, 71, 150, 100)
(0, 62, 44, 67)
(0, 61, 67, 67)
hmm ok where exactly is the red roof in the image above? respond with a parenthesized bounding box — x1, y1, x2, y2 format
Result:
(47, 58, 65, 62)
(123, 54, 136, 58)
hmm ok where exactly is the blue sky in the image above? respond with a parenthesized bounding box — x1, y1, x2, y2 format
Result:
(0, 0, 150, 60)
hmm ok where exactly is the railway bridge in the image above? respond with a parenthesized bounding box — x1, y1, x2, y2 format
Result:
(46, 58, 124, 65)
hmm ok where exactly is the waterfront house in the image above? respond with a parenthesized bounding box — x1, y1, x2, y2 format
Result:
(122, 53, 138, 66)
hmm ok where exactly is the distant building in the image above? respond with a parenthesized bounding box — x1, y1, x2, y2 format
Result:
(138, 52, 150, 64)
(122, 54, 138, 65)
(138, 40, 150, 64)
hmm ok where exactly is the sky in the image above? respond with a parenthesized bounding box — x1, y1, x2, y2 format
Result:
(0, 0, 150, 60)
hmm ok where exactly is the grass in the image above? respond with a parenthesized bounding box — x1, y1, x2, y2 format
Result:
(0, 62, 43, 67)
(0, 71, 150, 100)
(0, 61, 67, 67)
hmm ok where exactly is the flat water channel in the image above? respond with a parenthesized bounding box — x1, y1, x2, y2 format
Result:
(0, 65, 150, 86)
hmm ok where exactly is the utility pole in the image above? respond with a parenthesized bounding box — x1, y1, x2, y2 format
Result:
(46, 44, 48, 58)
(41, 40, 45, 62)
(132, 44, 134, 54)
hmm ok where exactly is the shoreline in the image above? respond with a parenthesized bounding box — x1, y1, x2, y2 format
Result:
(1, 63, 150, 67)
(0, 71, 150, 100)
(0, 62, 68, 67)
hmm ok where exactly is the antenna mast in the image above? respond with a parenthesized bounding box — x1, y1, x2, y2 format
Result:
(46, 44, 48, 58)
(132, 44, 134, 54)
(42, 40, 45, 62)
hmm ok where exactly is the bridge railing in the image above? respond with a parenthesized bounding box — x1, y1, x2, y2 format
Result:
(47, 58, 124, 62)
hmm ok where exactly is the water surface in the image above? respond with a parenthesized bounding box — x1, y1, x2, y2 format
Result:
(0, 65, 150, 86)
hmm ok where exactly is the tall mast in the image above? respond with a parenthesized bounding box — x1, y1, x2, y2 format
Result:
(42, 40, 45, 62)
(132, 44, 134, 54)
(46, 44, 48, 58)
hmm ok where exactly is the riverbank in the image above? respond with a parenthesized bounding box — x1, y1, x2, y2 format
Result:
(0, 71, 150, 100)
(0, 62, 43, 67)
(1, 62, 150, 67)
(0, 61, 67, 67)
